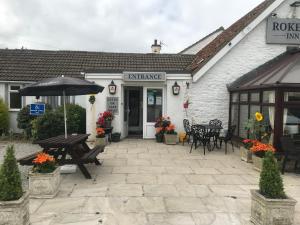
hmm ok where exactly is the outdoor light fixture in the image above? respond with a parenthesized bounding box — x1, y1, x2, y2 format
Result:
(108, 80, 117, 95)
(172, 81, 180, 95)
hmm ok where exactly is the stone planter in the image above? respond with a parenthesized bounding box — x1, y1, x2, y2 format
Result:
(95, 137, 106, 146)
(0, 191, 30, 225)
(250, 190, 297, 225)
(240, 146, 252, 163)
(164, 134, 177, 145)
(252, 154, 263, 172)
(29, 167, 61, 198)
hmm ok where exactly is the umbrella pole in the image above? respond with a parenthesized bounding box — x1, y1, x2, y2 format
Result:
(63, 90, 67, 138)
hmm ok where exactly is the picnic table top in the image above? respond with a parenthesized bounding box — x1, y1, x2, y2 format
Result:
(34, 134, 90, 148)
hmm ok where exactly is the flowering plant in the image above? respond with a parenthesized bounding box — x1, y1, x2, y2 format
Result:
(250, 140, 275, 157)
(96, 127, 105, 138)
(154, 116, 170, 129)
(32, 152, 56, 173)
(97, 111, 114, 126)
(165, 124, 177, 135)
(244, 112, 269, 141)
(242, 139, 258, 150)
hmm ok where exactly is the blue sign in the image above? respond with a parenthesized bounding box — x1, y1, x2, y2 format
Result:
(30, 103, 45, 116)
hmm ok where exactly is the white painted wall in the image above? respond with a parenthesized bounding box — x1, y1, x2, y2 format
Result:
(190, 0, 299, 129)
(181, 29, 223, 54)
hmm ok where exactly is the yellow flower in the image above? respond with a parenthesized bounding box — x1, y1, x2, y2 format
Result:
(255, 112, 263, 122)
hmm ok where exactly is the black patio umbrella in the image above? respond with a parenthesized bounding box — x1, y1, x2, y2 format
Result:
(19, 76, 104, 138)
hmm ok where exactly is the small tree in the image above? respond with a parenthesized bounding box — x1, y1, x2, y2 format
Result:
(0, 98, 9, 136)
(259, 151, 285, 199)
(0, 145, 23, 201)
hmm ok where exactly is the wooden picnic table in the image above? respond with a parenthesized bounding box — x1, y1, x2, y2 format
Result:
(18, 134, 104, 179)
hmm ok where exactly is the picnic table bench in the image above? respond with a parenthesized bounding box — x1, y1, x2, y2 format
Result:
(18, 134, 104, 179)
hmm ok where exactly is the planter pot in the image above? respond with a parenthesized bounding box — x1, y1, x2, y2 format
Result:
(164, 134, 178, 145)
(156, 134, 164, 143)
(29, 167, 61, 199)
(250, 190, 297, 225)
(0, 191, 30, 225)
(95, 137, 106, 146)
(240, 146, 253, 163)
(252, 154, 263, 172)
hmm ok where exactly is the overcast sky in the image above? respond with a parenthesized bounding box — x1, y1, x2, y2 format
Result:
(0, 0, 263, 53)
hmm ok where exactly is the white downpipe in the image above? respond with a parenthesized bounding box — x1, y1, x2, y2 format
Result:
(63, 90, 67, 138)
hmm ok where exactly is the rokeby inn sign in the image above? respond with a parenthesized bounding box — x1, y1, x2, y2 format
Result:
(267, 17, 300, 44)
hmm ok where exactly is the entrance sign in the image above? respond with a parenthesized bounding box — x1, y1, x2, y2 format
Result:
(30, 103, 45, 116)
(107, 97, 119, 114)
(267, 17, 300, 44)
(124, 72, 166, 82)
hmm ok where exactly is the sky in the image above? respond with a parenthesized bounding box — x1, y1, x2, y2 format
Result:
(0, 0, 264, 53)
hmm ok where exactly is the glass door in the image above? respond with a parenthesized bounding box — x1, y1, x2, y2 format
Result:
(143, 88, 163, 138)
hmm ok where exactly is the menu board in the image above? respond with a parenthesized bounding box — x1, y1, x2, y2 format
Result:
(106, 97, 119, 114)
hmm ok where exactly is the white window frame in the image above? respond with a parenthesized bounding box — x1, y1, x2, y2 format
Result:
(8, 84, 23, 111)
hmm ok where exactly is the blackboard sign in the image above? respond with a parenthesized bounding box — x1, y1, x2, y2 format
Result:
(107, 97, 119, 114)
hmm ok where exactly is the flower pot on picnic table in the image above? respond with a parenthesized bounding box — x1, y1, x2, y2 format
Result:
(164, 134, 178, 145)
(240, 146, 253, 163)
(29, 167, 61, 198)
(0, 191, 30, 225)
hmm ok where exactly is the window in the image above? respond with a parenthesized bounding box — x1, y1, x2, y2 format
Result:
(239, 105, 248, 138)
(232, 93, 239, 102)
(263, 91, 275, 103)
(147, 89, 162, 122)
(284, 92, 300, 102)
(9, 85, 22, 109)
(250, 92, 260, 102)
(231, 104, 239, 135)
(283, 108, 300, 136)
(240, 93, 248, 102)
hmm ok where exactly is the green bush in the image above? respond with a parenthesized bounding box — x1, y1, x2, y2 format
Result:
(0, 145, 23, 201)
(259, 151, 286, 199)
(56, 104, 86, 134)
(17, 104, 52, 138)
(0, 98, 9, 136)
(35, 111, 64, 140)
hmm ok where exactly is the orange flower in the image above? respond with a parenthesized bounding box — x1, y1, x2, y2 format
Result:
(96, 127, 105, 135)
(166, 124, 175, 131)
(250, 141, 275, 153)
(156, 127, 163, 133)
(33, 152, 55, 164)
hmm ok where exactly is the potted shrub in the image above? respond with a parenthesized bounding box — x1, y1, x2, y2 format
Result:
(251, 151, 297, 225)
(154, 116, 170, 143)
(250, 141, 275, 172)
(164, 124, 178, 145)
(0, 145, 30, 225)
(95, 127, 106, 146)
(29, 152, 60, 198)
(240, 139, 254, 163)
(97, 111, 114, 128)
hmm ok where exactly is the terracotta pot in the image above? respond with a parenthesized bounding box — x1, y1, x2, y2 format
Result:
(250, 190, 297, 225)
(252, 154, 263, 172)
(164, 134, 178, 145)
(29, 167, 61, 198)
(240, 146, 253, 163)
(0, 191, 30, 225)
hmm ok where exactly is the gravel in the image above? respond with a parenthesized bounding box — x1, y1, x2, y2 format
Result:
(0, 142, 43, 190)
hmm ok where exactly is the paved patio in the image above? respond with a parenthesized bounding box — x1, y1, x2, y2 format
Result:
(2, 139, 300, 225)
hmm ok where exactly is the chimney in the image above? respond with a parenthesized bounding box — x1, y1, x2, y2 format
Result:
(151, 39, 161, 54)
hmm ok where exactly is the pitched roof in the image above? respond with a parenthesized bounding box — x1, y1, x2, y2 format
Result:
(178, 26, 224, 54)
(0, 49, 195, 82)
(188, 0, 276, 74)
(228, 48, 300, 91)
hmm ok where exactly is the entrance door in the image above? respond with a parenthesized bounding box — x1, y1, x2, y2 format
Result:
(123, 88, 129, 137)
(128, 87, 143, 137)
(143, 88, 163, 139)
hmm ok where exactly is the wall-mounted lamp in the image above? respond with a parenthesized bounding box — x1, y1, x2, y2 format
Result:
(172, 81, 180, 95)
(108, 80, 117, 95)
(186, 82, 190, 89)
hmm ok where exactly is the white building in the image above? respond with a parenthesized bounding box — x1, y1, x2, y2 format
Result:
(1, 0, 300, 148)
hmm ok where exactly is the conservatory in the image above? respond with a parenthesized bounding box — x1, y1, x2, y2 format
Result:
(228, 48, 300, 149)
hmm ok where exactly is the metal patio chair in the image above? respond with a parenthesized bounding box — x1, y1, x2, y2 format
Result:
(219, 125, 236, 154)
(190, 124, 211, 155)
(183, 119, 192, 146)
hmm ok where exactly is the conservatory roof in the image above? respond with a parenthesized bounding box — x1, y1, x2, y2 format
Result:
(228, 48, 300, 91)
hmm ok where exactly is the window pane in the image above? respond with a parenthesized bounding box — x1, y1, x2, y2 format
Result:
(231, 104, 239, 135)
(147, 89, 162, 122)
(10, 85, 20, 91)
(10, 92, 22, 109)
(240, 93, 248, 102)
(250, 93, 260, 102)
(284, 92, 300, 102)
(262, 106, 275, 143)
(239, 105, 248, 138)
(263, 91, 275, 103)
(283, 108, 300, 136)
(232, 93, 238, 102)
(250, 105, 260, 118)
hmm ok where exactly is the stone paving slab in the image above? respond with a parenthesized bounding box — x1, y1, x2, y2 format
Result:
(1, 139, 300, 224)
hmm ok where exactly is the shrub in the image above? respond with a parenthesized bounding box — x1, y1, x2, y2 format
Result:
(259, 151, 286, 199)
(0, 145, 23, 201)
(56, 104, 86, 134)
(0, 98, 9, 136)
(35, 111, 64, 140)
(17, 104, 52, 138)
